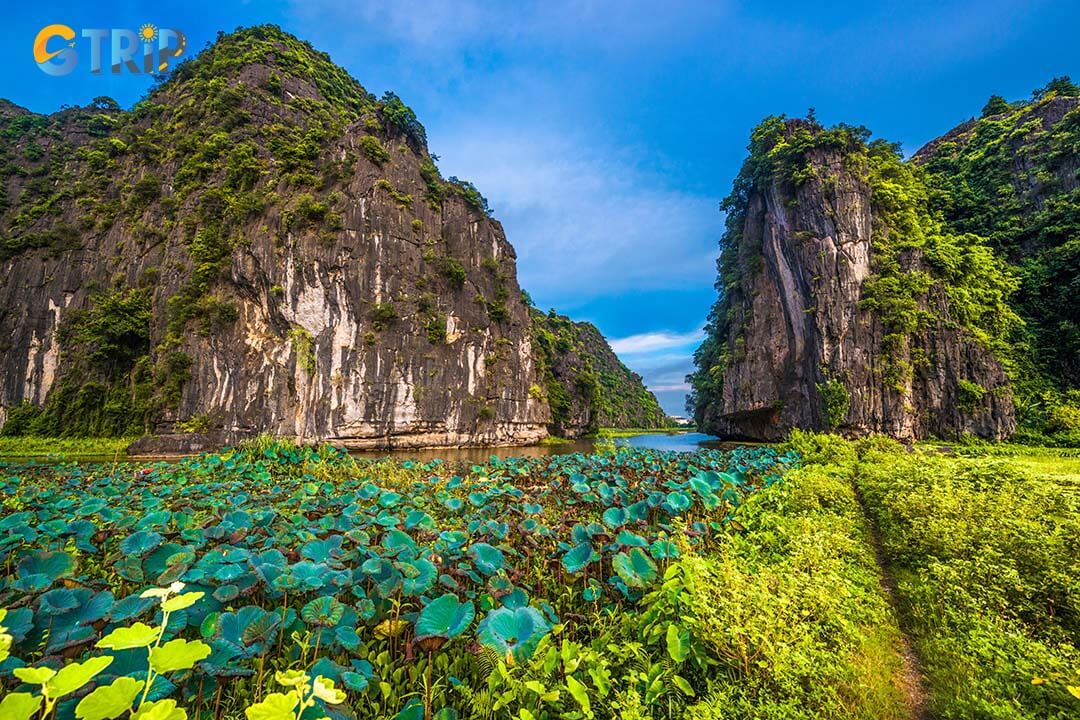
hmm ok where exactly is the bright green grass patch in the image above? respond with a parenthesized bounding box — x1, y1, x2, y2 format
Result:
(989, 454, 1080, 485)
(809, 434, 1080, 719)
(537, 435, 574, 445)
(0, 436, 131, 460)
(597, 428, 691, 438)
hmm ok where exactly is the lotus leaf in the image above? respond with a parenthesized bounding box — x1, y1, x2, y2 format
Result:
(148, 637, 211, 673)
(131, 698, 187, 720)
(98, 622, 159, 650)
(401, 558, 437, 596)
(615, 530, 647, 547)
(16, 550, 74, 591)
(468, 543, 504, 575)
(561, 543, 596, 574)
(601, 507, 627, 529)
(75, 676, 144, 720)
(415, 593, 475, 646)
(46, 656, 113, 698)
(120, 530, 163, 557)
(476, 606, 552, 662)
(612, 548, 658, 588)
(0, 694, 41, 720)
(301, 596, 345, 627)
(37, 588, 78, 614)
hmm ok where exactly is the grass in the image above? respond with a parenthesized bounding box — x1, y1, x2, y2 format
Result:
(792, 433, 1080, 719)
(537, 435, 573, 446)
(597, 427, 692, 437)
(0, 435, 132, 460)
(990, 453, 1080, 485)
(920, 441, 1080, 486)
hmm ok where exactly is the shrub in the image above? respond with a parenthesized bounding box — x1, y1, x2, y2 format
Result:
(1045, 401, 1080, 435)
(358, 135, 390, 166)
(0, 402, 44, 436)
(378, 91, 427, 146)
(287, 326, 316, 373)
(434, 256, 467, 288)
(369, 302, 398, 330)
(816, 377, 850, 430)
(425, 313, 447, 344)
(957, 379, 987, 413)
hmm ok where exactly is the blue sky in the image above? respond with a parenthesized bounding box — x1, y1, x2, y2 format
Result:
(3, 1, 1077, 414)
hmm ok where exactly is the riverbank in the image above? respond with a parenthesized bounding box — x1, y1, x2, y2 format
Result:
(0, 436, 132, 461)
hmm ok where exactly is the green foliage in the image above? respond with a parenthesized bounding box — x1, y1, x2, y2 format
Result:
(284, 193, 340, 232)
(368, 302, 398, 330)
(920, 81, 1080, 391)
(374, 178, 413, 208)
(432, 255, 466, 287)
(849, 439, 1080, 718)
(287, 326, 316, 373)
(816, 376, 850, 430)
(14, 288, 161, 438)
(445, 176, 491, 215)
(531, 309, 667, 435)
(1, 222, 81, 260)
(424, 312, 448, 344)
(378, 91, 427, 147)
(358, 135, 390, 166)
(956, 378, 987, 413)
(982, 94, 1013, 117)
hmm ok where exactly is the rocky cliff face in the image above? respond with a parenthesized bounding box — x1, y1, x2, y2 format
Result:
(689, 118, 1017, 441)
(0, 26, 551, 448)
(531, 309, 666, 437)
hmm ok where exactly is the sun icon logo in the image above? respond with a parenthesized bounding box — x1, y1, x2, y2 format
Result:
(139, 24, 159, 44)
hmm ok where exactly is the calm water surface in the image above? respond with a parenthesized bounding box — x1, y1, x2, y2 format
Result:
(347, 431, 744, 463)
(1, 432, 754, 465)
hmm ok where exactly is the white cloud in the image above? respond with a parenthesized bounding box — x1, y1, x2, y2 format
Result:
(609, 327, 705, 355)
(430, 125, 720, 300)
(649, 382, 691, 392)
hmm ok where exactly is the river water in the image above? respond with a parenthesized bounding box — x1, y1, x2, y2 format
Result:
(347, 431, 742, 463)
(1, 432, 750, 465)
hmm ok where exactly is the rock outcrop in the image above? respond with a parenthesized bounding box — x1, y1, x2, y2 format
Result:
(913, 86, 1080, 389)
(689, 118, 1017, 441)
(0, 26, 553, 448)
(530, 309, 667, 437)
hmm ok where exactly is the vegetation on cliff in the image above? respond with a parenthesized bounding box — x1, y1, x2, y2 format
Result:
(530, 307, 667, 436)
(0, 26, 646, 444)
(690, 84, 1080, 443)
(915, 77, 1080, 434)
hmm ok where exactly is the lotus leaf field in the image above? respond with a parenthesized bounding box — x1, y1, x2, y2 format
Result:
(0, 443, 798, 719)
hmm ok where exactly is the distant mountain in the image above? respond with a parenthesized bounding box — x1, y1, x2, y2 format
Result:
(531, 309, 667, 437)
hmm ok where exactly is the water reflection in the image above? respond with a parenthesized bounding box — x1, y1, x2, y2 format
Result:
(347, 431, 746, 463)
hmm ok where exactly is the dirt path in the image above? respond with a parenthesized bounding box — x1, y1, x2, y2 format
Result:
(852, 478, 931, 720)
